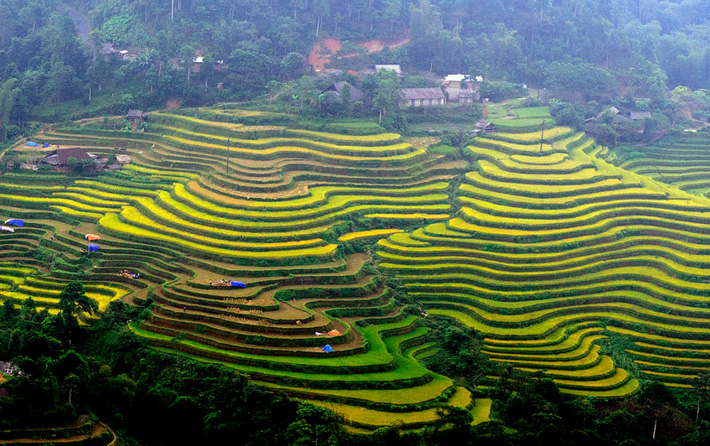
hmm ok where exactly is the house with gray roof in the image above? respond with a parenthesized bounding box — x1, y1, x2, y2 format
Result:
(399, 88, 446, 107)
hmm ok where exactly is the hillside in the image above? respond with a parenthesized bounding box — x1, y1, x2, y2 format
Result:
(0, 106, 709, 437)
(3, 0, 710, 137)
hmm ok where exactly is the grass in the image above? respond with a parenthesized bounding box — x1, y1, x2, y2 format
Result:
(99, 213, 338, 259)
(154, 124, 413, 154)
(512, 106, 551, 119)
(175, 182, 449, 212)
(562, 379, 639, 397)
(471, 399, 492, 425)
(307, 387, 471, 429)
(264, 374, 453, 405)
(485, 126, 573, 142)
(307, 400, 442, 427)
(554, 368, 629, 389)
(132, 315, 423, 369)
(518, 355, 617, 378)
(287, 129, 401, 142)
(489, 117, 548, 128)
(162, 135, 428, 162)
(338, 229, 404, 242)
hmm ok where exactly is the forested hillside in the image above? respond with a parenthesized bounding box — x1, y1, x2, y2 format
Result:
(1, 0, 710, 140)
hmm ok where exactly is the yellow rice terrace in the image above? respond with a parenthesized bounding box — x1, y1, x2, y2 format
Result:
(3, 106, 710, 431)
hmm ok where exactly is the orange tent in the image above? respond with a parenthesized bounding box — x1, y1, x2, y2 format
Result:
(85, 234, 101, 241)
(328, 329, 341, 337)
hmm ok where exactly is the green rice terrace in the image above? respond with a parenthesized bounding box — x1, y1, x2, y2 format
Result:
(2, 105, 710, 431)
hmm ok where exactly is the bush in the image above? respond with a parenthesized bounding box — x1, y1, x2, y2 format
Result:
(549, 100, 584, 129)
(479, 81, 524, 103)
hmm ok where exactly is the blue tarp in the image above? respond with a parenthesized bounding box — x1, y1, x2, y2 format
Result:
(230, 281, 246, 288)
(25, 142, 38, 147)
(42, 143, 51, 148)
(87, 244, 100, 252)
(4, 219, 24, 227)
(322, 345, 334, 352)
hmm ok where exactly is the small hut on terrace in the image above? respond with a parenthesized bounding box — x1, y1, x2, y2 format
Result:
(126, 110, 146, 130)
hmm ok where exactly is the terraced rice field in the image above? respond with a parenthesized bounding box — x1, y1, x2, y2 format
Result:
(377, 108, 710, 396)
(0, 107, 470, 431)
(602, 132, 710, 198)
(5, 105, 709, 430)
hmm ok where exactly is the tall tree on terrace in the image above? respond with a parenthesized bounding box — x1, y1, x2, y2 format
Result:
(373, 69, 399, 124)
(58, 281, 97, 345)
(694, 373, 710, 424)
(638, 381, 677, 441)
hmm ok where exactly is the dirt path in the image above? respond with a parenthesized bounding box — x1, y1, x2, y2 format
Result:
(308, 32, 410, 71)
(0, 417, 113, 445)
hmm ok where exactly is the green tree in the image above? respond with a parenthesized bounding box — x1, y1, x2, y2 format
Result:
(373, 69, 400, 124)
(293, 75, 316, 110)
(0, 78, 18, 142)
(693, 373, 710, 424)
(637, 381, 678, 441)
(280, 52, 306, 81)
(58, 281, 97, 345)
(58, 281, 97, 319)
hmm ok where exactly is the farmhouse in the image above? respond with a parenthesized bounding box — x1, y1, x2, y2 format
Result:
(446, 88, 477, 104)
(586, 107, 653, 124)
(321, 81, 365, 102)
(476, 120, 497, 133)
(126, 109, 146, 129)
(399, 88, 446, 107)
(442, 74, 477, 90)
(375, 64, 404, 80)
(42, 148, 104, 172)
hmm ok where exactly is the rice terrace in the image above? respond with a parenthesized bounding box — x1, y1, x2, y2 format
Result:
(3, 104, 710, 433)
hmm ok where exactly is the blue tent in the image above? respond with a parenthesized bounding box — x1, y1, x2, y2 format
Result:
(4, 219, 24, 227)
(25, 142, 38, 147)
(42, 143, 51, 148)
(322, 345, 334, 353)
(87, 244, 100, 252)
(230, 281, 246, 288)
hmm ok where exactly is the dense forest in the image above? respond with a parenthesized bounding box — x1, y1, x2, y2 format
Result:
(3, 0, 710, 140)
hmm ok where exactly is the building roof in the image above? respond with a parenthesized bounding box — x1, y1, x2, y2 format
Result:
(399, 88, 446, 101)
(445, 74, 467, 83)
(43, 148, 93, 166)
(596, 106, 621, 120)
(322, 82, 365, 102)
(100, 43, 117, 55)
(477, 120, 496, 129)
(375, 64, 402, 75)
(193, 56, 204, 63)
(126, 109, 145, 118)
